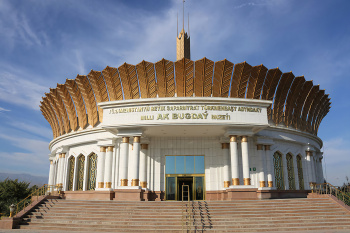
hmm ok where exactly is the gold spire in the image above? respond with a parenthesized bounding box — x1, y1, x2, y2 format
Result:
(176, 0, 190, 60)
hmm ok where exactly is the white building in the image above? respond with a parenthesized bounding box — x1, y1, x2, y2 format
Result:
(42, 27, 330, 201)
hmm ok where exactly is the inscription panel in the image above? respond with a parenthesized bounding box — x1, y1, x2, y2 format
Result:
(101, 98, 271, 127)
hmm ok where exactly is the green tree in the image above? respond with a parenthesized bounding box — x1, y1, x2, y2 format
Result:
(0, 179, 32, 217)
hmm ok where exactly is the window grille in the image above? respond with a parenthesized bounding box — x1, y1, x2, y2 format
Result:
(273, 152, 284, 190)
(286, 153, 296, 190)
(68, 156, 75, 191)
(88, 153, 97, 190)
(297, 155, 304, 190)
(77, 155, 85, 190)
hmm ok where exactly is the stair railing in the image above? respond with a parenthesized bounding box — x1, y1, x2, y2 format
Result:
(312, 183, 350, 206)
(15, 184, 58, 217)
(181, 184, 192, 233)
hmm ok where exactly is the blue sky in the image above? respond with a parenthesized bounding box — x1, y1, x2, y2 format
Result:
(0, 0, 349, 186)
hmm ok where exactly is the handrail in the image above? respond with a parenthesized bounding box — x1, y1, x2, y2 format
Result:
(181, 184, 191, 233)
(15, 184, 58, 217)
(312, 183, 350, 206)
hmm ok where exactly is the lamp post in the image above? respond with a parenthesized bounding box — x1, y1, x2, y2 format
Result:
(9, 204, 15, 218)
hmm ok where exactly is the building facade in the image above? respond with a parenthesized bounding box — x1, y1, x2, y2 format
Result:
(41, 29, 330, 201)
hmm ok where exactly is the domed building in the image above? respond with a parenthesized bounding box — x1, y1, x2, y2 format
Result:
(41, 24, 330, 201)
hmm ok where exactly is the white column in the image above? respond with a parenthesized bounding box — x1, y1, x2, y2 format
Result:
(96, 147, 106, 189)
(282, 153, 289, 190)
(318, 157, 324, 183)
(48, 160, 55, 192)
(53, 161, 58, 187)
(72, 156, 78, 191)
(130, 136, 141, 186)
(230, 135, 239, 185)
(62, 155, 68, 191)
(111, 147, 116, 188)
(114, 146, 120, 187)
(83, 155, 89, 191)
(265, 145, 275, 188)
(139, 144, 148, 188)
(104, 146, 114, 189)
(306, 151, 313, 189)
(55, 155, 60, 188)
(311, 156, 317, 183)
(119, 137, 130, 186)
(241, 136, 251, 185)
(59, 153, 66, 189)
(257, 144, 266, 187)
(293, 155, 300, 190)
(56, 154, 62, 188)
(222, 143, 230, 188)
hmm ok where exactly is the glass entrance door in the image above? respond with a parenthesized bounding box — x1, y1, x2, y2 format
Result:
(165, 155, 205, 201)
(178, 177, 193, 201)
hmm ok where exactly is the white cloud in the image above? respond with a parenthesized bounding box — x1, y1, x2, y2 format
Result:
(0, 71, 47, 110)
(0, 134, 50, 176)
(0, 107, 10, 112)
(7, 121, 52, 139)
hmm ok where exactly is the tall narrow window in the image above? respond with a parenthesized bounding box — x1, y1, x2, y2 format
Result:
(297, 155, 304, 190)
(88, 153, 97, 190)
(273, 152, 284, 190)
(77, 154, 85, 190)
(286, 153, 295, 190)
(68, 156, 75, 191)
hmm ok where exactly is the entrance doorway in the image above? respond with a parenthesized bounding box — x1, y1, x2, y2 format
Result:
(165, 155, 205, 201)
(178, 177, 193, 201)
(165, 175, 205, 201)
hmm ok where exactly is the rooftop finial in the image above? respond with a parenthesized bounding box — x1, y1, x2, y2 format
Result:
(176, 0, 190, 60)
(183, 0, 185, 30)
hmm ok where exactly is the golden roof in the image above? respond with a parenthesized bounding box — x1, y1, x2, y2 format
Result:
(40, 57, 330, 139)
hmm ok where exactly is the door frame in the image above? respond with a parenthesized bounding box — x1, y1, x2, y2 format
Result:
(165, 174, 205, 201)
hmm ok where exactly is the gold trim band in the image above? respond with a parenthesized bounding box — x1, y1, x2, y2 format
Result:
(241, 136, 248, 143)
(100, 147, 106, 152)
(134, 136, 140, 143)
(268, 181, 273, 187)
(131, 179, 139, 186)
(105, 182, 112, 188)
(107, 146, 114, 152)
(141, 144, 148, 150)
(243, 178, 251, 185)
(230, 135, 237, 142)
(257, 144, 263, 150)
(264, 145, 271, 151)
(140, 181, 147, 188)
(122, 137, 129, 143)
(224, 181, 230, 188)
(98, 182, 104, 188)
(121, 179, 128, 186)
(232, 178, 240, 186)
(259, 181, 266, 187)
(222, 143, 229, 149)
(50, 161, 53, 165)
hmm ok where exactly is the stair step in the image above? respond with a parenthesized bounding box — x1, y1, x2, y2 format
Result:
(17, 197, 350, 232)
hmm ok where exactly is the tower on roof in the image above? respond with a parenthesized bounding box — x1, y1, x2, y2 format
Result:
(176, 0, 190, 60)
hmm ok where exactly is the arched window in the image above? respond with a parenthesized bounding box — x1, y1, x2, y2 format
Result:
(286, 153, 295, 190)
(68, 156, 75, 191)
(87, 153, 97, 190)
(77, 154, 85, 190)
(273, 152, 284, 190)
(297, 155, 304, 190)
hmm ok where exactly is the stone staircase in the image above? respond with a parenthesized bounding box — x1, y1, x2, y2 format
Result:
(17, 198, 350, 232)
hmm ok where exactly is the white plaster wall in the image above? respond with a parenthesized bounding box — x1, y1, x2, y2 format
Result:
(49, 126, 323, 192)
